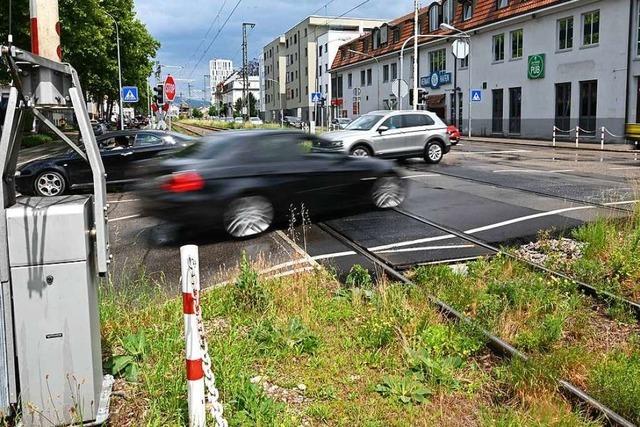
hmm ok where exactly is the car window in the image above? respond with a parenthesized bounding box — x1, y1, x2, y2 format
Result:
(248, 134, 306, 162)
(99, 135, 134, 151)
(381, 116, 402, 130)
(135, 133, 163, 147)
(401, 114, 434, 128)
(345, 114, 384, 130)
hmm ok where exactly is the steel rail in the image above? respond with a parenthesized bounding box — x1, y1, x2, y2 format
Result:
(317, 221, 635, 427)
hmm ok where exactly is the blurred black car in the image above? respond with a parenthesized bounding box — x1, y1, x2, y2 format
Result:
(137, 130, 406, 238)
(16, 130, 193, 196)
(92, 121, 109, 136)
(283, 116, 303, 129)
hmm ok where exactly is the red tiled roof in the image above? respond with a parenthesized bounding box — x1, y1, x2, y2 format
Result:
(331, 0, 565, 70)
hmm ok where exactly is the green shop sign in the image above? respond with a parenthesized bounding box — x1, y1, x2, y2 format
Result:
(528, 54, 545, 79)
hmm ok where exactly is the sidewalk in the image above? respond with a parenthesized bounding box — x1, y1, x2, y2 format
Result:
(463, 135, 636, 153)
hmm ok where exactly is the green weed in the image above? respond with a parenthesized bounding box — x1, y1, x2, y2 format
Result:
(233, 254, 270, 311)
(345, 264, 373, 288)
(106, 331, 147, 382)
(375, 374, 432, 404)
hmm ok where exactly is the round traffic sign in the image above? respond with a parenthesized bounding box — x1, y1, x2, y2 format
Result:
(164, 75, 176, 102)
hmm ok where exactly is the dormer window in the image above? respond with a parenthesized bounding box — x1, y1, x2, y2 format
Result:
(442, 0, 454, 25)
(429, 5, 442, 32)
(497, 0, 508, 9)
(462, 1, 473, 21)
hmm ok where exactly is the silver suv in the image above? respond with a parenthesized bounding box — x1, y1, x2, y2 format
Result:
(320, 110, 451, 163)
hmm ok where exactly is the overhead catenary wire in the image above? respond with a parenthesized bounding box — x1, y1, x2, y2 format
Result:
(187, 0, 244, 79)
(181, 0, 230, 77)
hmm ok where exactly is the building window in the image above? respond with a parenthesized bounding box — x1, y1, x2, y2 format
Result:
(348, 73, 353, 88)
(319, 46, 323, 57)
(582, 11, 599, 46)
(558, 17, 573, 50)
(319, 66, 322, 76)
(325, 64, 328, 72)
(510, 29, 523, 59)
(508, 87, 521, 134)
(496, 0, 508, 10)
(429, 5, 441, 32)
(492, 89, 504, 133)
(637, 1, 640, 56)
(324, 44, 328, 54)
(442, 0, 453, 25)
(294, 34, 297, 44)
(383, 65, 389, 82)
(555, 82, 571, 131)
(391, 62, 398, 80)
(493, 34, 505, 62)
(305, 47, 308, 57)
(367, 69, 372, 86)
(393, 28, 400, 43)
(305, 67, 308, 76)
(579, 80, 598, 131)
(304, 28, 307, 37)
(463, 1, 473, 21)
(460, 55, 469, 68)
(429, 49, 447, 73)
(360, 70, 366, 86)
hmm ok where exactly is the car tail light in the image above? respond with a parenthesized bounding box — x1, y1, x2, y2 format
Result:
(161, 171, 204, 193)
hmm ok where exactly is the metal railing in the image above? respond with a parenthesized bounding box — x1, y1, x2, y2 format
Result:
(552, 125, 625, 150)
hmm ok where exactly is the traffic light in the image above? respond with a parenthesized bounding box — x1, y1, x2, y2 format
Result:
(409, 88, 429, 106)
(153, 84, 164, 105)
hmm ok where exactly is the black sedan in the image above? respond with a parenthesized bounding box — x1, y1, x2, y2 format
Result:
(137, 130, 406, 238)
(16, 130, 193, 196)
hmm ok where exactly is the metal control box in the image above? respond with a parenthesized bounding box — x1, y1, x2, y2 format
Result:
(6, 196, 102, 426)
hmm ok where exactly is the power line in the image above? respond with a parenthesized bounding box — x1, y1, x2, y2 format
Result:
(311, 0, 337, 16)
(182, 0, 230, 75)
(188, 0, 244, 78)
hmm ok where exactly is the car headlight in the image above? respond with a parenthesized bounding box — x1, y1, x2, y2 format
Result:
(14, 171, 21, 177)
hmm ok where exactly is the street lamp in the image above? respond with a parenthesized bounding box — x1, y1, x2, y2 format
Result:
(265, 78, 284, 127)
(347, 49, 381, 111)
(440, 23, 472, 137)
(104, 12, 124, 130)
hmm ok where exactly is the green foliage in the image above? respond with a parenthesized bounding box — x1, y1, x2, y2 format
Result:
(375, 375, 432, 404)
(252, 317, 320, 356)
(230, 381, 282, 426)
(345, 264, 373, 288)
(21, 134, 54, 148)
(359, 316, 395, 349)
(572, 219, 615, 257)
(208, 106, 218, 117)
(192, 108, 203, 119)
(588, 350, 640, 423)
(233, 254, 269, 311)
(106, 331, 147, 382)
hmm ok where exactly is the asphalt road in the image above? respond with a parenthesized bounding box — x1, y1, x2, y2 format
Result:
(16, 139, 640, 291)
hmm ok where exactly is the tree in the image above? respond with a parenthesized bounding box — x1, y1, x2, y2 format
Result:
(208, 106, 217, 117)
(0, 1, 159, 117)
(248, 93, 258, 117)
(233, 98, 243, 117)
(192, 108, 203, 119)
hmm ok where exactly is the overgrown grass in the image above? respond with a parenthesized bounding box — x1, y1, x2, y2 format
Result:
(21, 133, 54, 147)
(101, 260, 595, 425)
(180, 118, 282, 130)
(412, 252, 640, 424)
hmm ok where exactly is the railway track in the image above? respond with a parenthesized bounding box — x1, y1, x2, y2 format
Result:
(318, 220, 635, 426)
(172, 121, 226, 136)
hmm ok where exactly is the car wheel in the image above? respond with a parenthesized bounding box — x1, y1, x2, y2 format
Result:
(223, 195, 274, 238)
(34, 171, 66, 197)
(424, 141, 444, 164)
(350, 145, 371, 157)
(371, 176, 406, 209)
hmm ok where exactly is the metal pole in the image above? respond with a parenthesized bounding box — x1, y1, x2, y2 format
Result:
(105, 13, 124, 130)
(412, 0, 419, 110)
(452, 51, 457, 126)
(467, 38, 472, 137)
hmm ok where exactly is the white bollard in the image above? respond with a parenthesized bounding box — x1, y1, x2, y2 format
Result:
(181, 245, 206, 427)
(575, 125, 579, 148)
(601, 126, 605, 150)
(552, 126, 556, 147)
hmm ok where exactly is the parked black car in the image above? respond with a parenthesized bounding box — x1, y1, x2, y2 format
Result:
(136, 130, 406, 238)
(283, 116, 304, 129)
(16, 130, 193, 196)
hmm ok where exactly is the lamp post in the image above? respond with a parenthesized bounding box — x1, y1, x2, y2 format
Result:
(440, 23, 472, 137)
(265, 78, 283, 127)
(398, 32, 469, 112)
(104, 12, 124, 130)
(347, 49, 381, 112)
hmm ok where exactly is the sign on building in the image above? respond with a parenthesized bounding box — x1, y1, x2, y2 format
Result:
(420, 71, 452, 89)
(471, 90, 482, 102)
(528, 54, 545, 79)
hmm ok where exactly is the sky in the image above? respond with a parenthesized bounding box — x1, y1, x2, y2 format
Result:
(133, 0, 416, 97)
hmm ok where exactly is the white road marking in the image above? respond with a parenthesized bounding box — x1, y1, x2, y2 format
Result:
(108, 199, 140, 204)
(402, 173, 440, 179)
(107, 214, 141, 222)
(311, 251, 357, 260)
(493, 168, 574, 173)
(609, 167, 639, 170)
(455, 149, 531, 155)
(259, 258, 310, 274)
(376, 244, 475, 254)
(604, 199, 639, 206)
(369, 205, 595, 251)
(17, 154, 51, 167)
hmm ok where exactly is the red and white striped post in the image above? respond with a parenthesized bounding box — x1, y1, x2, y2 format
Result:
(181, 245, 206, 426)
(29, 0, 62, 61)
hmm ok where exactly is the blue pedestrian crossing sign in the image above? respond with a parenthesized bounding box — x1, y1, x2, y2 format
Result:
(471, 89, 482, 102)
(311, 92, 323, 103)
(122, 86, 139, 103)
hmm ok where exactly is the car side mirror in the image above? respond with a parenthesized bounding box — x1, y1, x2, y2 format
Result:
(377, 125, 389, 134)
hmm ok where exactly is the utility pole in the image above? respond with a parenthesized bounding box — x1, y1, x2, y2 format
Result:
(203, 74, 209, 105)
(242, 23, 255, 121)
(187, 82, 192, 98)
(412, 0, 419, 110)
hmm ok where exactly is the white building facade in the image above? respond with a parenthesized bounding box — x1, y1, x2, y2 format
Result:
(218, 73, 261, 117)
(332, 0, 639, 142)
(209, 59, 234, 104)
